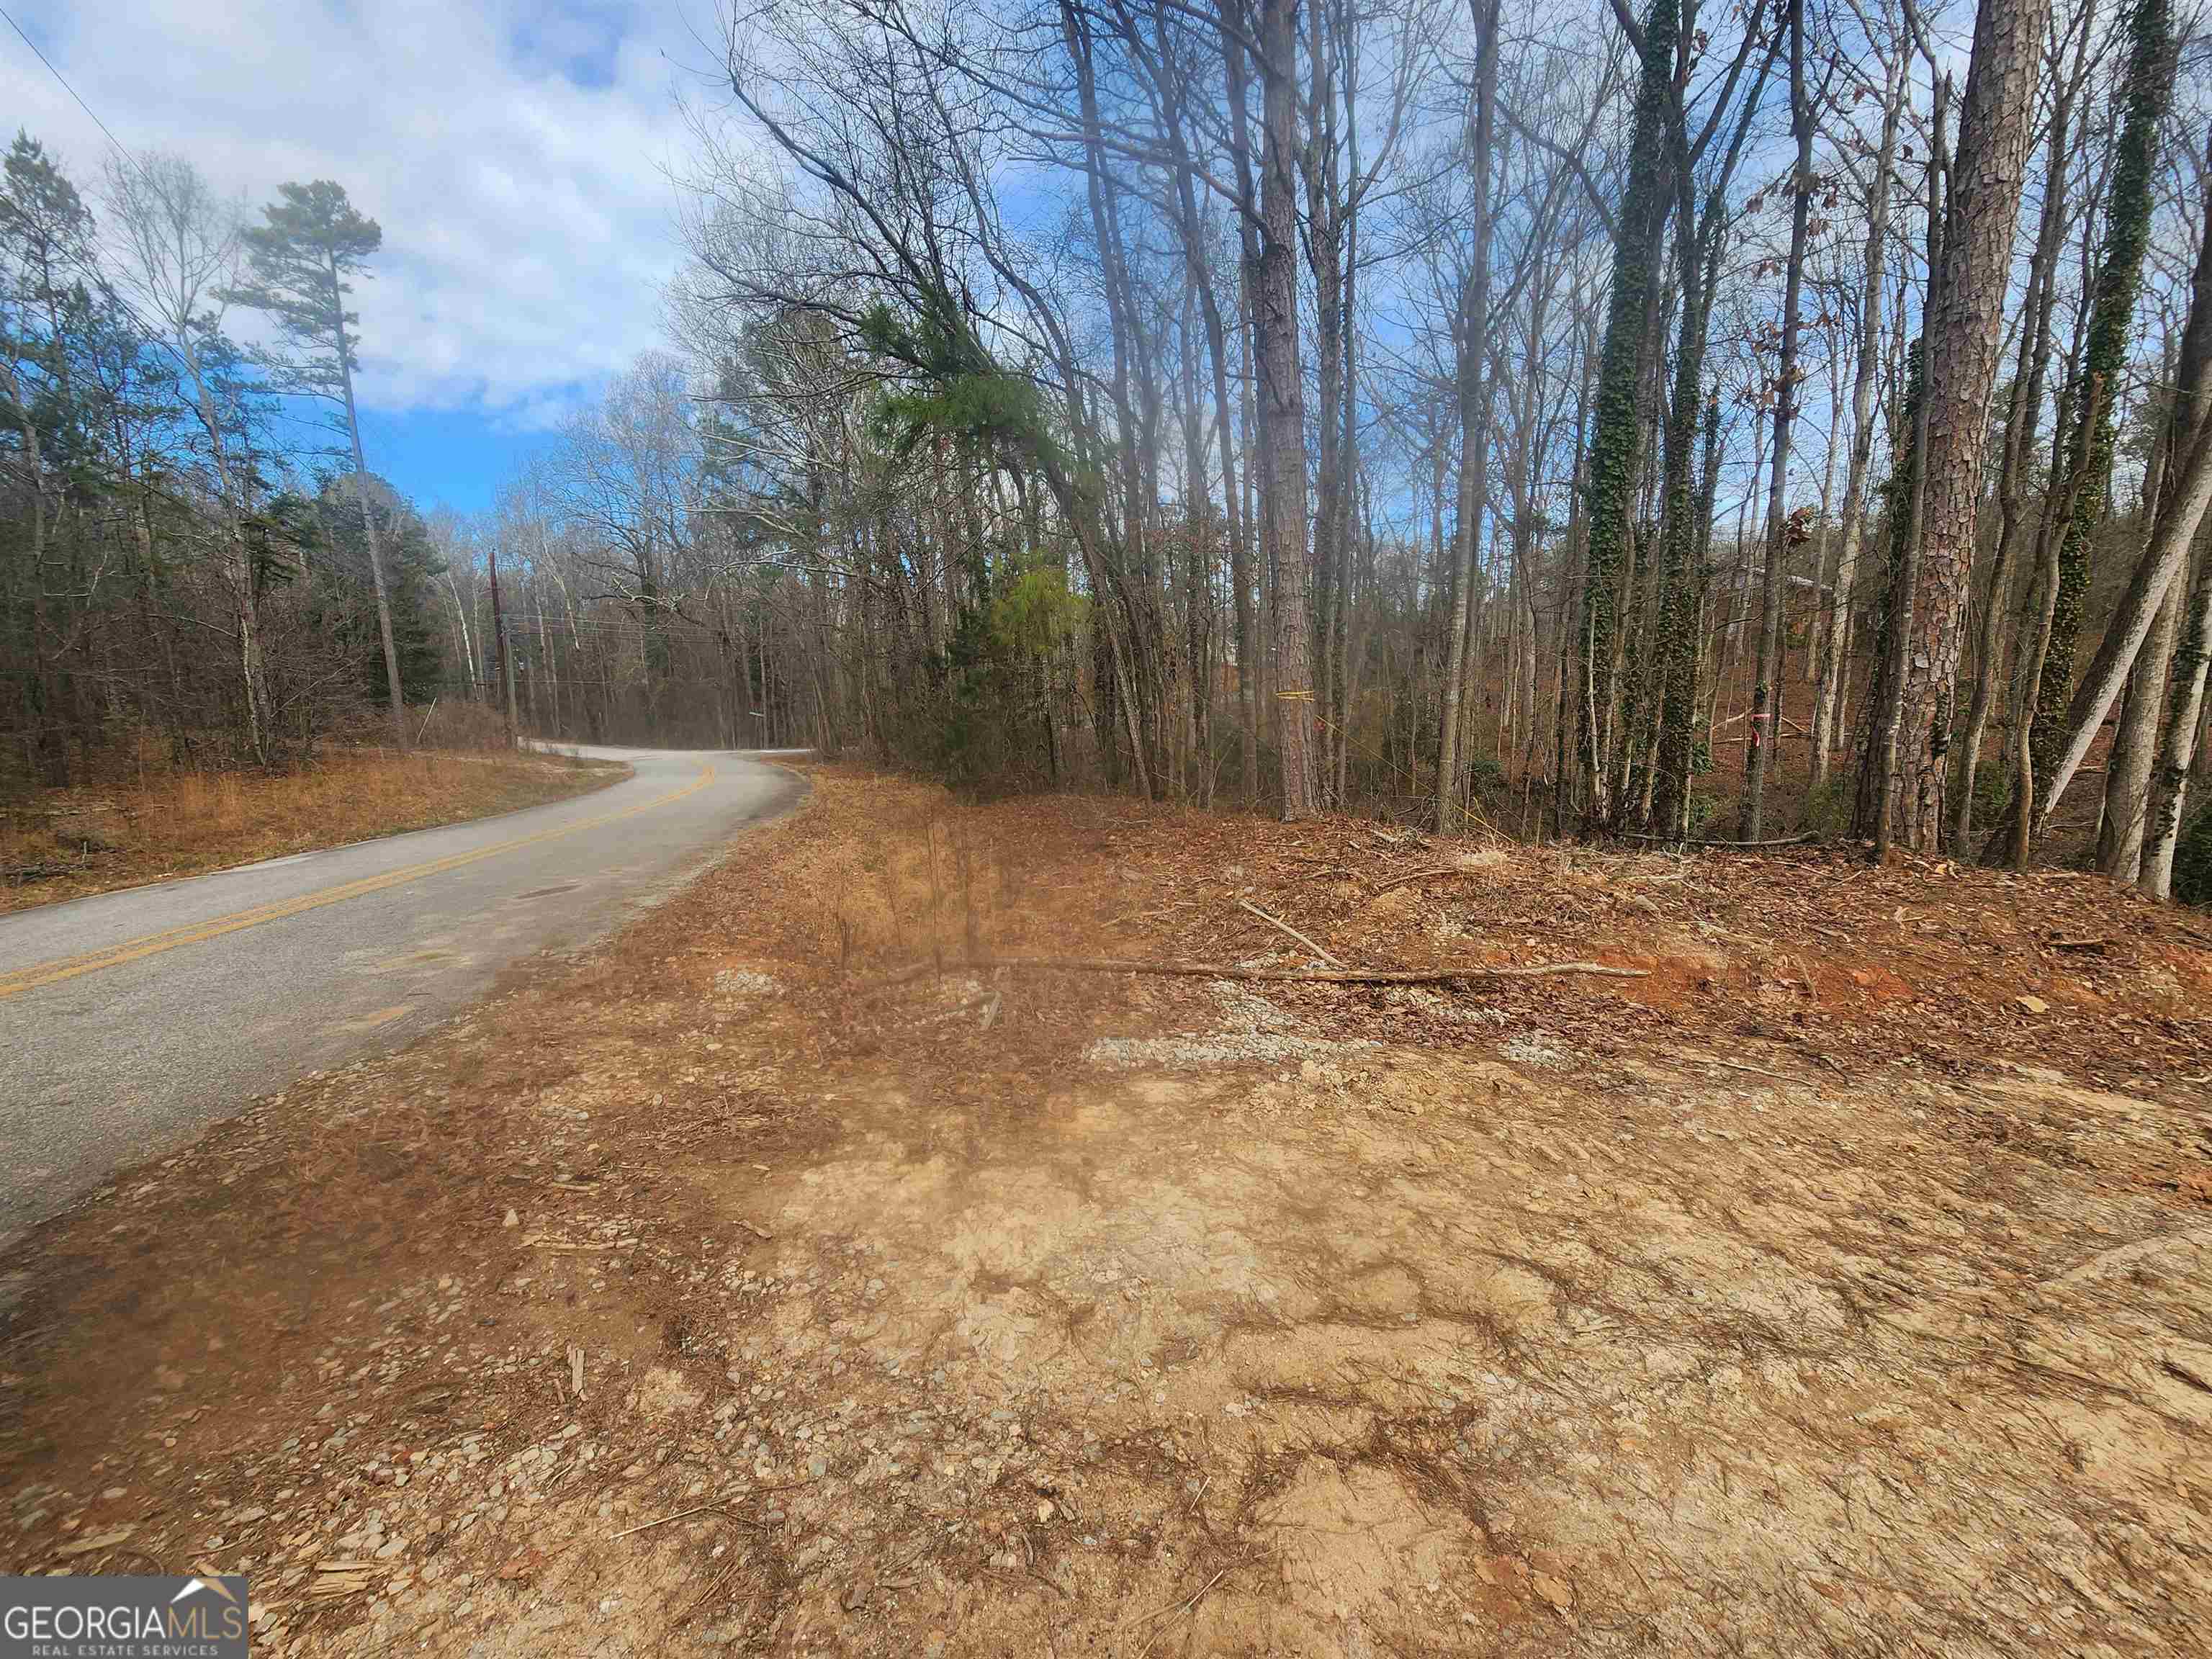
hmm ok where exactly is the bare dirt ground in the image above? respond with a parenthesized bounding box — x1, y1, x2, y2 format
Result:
(2, 764, 2208, 1656)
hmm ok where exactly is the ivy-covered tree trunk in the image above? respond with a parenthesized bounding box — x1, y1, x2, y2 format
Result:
(1651, 223, 1725, 840)
(2018, 0, 2177, 853)
(1571, 0, 1677, 832)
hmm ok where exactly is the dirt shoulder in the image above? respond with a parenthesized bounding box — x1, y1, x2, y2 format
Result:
(0, 748, 626, 915)
(1, 765, 2206, 1656)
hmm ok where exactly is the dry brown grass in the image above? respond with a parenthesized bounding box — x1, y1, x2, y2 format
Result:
(0, 746, 624, 914)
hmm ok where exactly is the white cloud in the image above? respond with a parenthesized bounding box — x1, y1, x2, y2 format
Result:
(2, 0, 712, 418)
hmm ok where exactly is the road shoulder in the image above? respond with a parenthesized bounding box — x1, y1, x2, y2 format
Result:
(0, 749, 629, 917)
(0, 766, 2206, 1655)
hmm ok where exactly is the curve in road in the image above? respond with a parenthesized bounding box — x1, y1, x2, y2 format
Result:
(0, 747, 803, 1243)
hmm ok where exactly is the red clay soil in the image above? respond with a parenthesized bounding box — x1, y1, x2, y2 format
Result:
(0, 763, 2206, 1657)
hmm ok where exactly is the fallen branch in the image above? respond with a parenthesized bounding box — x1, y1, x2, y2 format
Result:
(1121, 1555, 1263, 1644)
(1102, 904, 1189, 928)
(608, 1502, 733, 1541)
(1236, 898, 1342, 966)
(873, 956, 1645, 987)
(1371, 864, 1484, 895)
(674, 1557, 745, 1627)
(518, 1236, 622, 1252)
(1615, 831, 1817, 849)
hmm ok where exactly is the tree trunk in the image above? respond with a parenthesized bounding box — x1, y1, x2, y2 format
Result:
(1950, 57, 2080, 848)
(1256, 0, 1319, 818)
(1741, 0, 1812, 841)
(331, 255, 409, 753)
(1158, 10, 1259, 809)
(2030, 419, 2212, 847)
(1436, 0, 1500, 833)
(1892, 0, 2053, 848)
(1064, 0, 1159, 796)
(1866, 82, 1947, 855)
(2141, 538, 2212, 898)
(2099, 580, 2178, 878)
(2019, 0, 2177, 853)
(1303, 0, 1344, 807)
(1573, 0, 1677, 831)
(1334, 58, 1361, 810)
(1652, 220, 1725, 839)
(1809, 48, 1905, 789)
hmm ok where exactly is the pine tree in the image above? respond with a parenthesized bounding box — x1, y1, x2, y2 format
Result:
(1892, 0, 2054, 849)
(226, 181, 408, 750)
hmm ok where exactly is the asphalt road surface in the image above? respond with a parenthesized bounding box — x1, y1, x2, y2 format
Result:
(0, 747, 804, 1244)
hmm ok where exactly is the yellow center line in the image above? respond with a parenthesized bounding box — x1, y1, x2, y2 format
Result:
(0, 761, 716, 1002)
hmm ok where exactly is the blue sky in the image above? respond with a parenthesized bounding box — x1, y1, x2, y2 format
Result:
(3, 0, 709, 512)
(355, 407, 562, 511)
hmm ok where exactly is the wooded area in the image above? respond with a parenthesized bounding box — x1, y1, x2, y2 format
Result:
(9, 0, 2212, 900)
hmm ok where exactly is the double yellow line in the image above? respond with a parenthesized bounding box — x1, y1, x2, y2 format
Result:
(0, 761, 715, 1002)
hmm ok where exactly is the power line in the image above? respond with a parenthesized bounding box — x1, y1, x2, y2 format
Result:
(0, 4, 132, 160)
(0, 3, 171, 355)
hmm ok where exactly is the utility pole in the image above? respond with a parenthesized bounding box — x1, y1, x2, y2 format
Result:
(488, 536, 519, 745)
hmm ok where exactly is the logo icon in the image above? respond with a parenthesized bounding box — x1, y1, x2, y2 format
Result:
(1, 1573, 250, 1657)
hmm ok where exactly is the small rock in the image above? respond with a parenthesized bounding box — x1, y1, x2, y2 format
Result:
(502, 1209, 520, 1229)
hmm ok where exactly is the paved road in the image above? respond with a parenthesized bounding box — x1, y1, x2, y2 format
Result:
(0, 747, 804, 1243)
